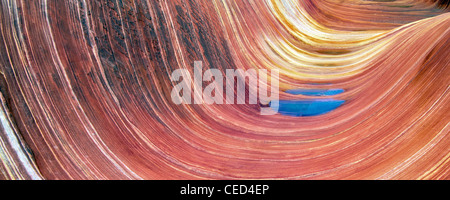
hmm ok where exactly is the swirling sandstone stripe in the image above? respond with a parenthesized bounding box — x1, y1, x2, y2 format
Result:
(0, 0, 448, 180)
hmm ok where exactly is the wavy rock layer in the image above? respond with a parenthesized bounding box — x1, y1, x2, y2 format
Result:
(0, 0, 449, 180)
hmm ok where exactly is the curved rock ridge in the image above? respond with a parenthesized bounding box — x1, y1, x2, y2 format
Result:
(0, 0, 448, 180)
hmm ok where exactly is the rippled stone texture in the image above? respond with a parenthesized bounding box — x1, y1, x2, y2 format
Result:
(0, 0, 448, 180)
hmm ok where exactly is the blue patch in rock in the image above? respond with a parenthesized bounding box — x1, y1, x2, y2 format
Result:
(285, 88, 345, 96)
(270, 99, 345, 117)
